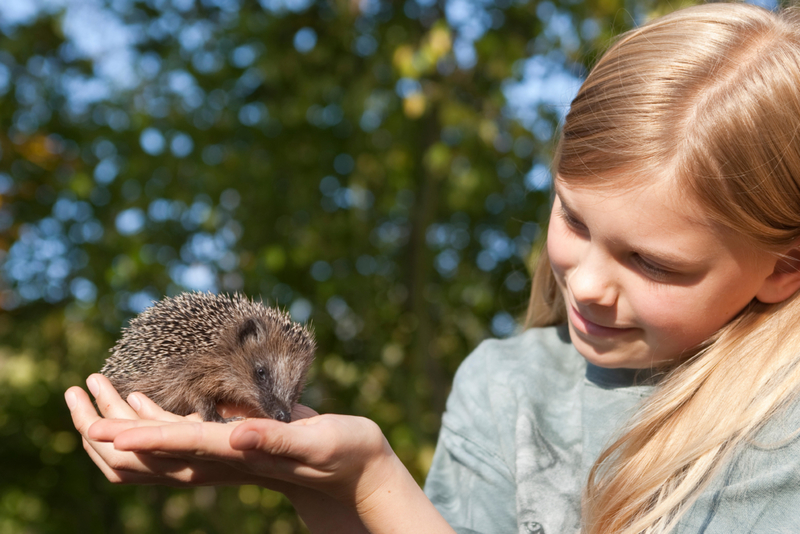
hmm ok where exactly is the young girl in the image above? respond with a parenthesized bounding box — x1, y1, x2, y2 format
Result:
(66, 3, 800, 533)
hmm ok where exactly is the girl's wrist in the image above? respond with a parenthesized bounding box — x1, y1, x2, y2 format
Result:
(280, 485, 369, 534)
(354, 451, 456, 534)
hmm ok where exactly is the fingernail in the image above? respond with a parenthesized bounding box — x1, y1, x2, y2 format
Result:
(64, 390, 77, 410)
(235, 430, 260, 450)
(127, 394, 141, 411)
(87, 376, 99, 397)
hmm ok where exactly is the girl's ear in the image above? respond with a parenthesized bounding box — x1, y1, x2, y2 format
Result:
(756, 247, 800, 304)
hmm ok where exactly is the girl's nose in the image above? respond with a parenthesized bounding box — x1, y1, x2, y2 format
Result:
(567, 253, 618, 307)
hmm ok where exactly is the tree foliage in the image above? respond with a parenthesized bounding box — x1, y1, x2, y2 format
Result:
(0, 0, 689, 531)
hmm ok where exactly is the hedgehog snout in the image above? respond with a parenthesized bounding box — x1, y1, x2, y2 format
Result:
(257, 392, 294, 423)
(262, 402, 293, 423)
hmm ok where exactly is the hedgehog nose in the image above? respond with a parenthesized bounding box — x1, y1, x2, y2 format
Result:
(275, 410, 291, 423)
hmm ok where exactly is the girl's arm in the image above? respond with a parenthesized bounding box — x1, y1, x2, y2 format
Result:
(66, 374, 455, 534)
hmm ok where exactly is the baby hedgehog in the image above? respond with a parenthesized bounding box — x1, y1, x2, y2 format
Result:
(101, 292, 315, 423)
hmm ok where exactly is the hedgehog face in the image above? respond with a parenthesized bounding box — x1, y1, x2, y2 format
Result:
(235, 315, 314, 423)
(252, 362, 293, 422)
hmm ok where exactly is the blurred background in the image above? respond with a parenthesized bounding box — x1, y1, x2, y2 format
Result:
(0, 0, 771, 532)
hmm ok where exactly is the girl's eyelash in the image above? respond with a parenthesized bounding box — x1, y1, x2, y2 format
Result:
(559, 206, 586, 231)
(632, 254, 672, 281)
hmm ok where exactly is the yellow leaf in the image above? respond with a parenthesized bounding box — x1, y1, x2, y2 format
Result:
(403, 93, 427, 119)
(428, 26, 452, 57)
(393, 45, 418, 78)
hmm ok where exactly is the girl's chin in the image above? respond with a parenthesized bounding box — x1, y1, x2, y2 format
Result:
(568, 325, 658, 369)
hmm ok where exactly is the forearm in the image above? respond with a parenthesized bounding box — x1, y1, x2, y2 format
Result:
(284, 444, 454, 534)
(355, 454, 456, 534)
(281, 486, 370, 534)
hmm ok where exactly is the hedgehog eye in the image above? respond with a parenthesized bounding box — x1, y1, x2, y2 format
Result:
(256, 367, 268, 382)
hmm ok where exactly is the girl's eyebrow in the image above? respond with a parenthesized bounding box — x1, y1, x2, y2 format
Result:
(553, 182, 703, 269)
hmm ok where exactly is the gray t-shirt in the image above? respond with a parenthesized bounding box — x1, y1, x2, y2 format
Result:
(424, 325, 800, 534)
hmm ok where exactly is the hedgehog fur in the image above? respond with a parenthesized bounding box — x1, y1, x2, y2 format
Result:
(101, 292, 315, 423)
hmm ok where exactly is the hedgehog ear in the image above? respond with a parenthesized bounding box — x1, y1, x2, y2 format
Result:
(237, 317, 264, 346)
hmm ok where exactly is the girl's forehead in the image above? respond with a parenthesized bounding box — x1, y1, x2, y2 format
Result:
(554, 173, 696, 211)
(552, 166, 671, 192)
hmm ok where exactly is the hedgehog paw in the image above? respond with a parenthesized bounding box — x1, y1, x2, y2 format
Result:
(222, 415, 246, 423)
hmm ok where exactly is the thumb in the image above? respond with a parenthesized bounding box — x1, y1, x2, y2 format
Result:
(229, 419, 291, 452)
(231, 429, 261, 450)
(228, 417, 327, 459)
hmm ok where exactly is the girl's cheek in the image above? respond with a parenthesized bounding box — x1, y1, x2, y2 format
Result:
(630, 291, 694, 337)
(546, 230, 566, 280)
(547, 221, 575, 283)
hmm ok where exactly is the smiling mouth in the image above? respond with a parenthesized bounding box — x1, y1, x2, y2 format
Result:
(568, 305, 636, 338)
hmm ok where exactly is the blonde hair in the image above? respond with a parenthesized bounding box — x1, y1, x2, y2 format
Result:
(527, 3, 800, 533)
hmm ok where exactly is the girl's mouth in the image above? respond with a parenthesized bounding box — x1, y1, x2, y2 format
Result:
(568, 305, 636, 338)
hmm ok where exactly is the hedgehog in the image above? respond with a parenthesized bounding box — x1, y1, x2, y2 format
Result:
(100, 292, 315, 423)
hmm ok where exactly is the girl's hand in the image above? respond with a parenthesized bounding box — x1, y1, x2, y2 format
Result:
(66, 375, 454, 533)
(66, 374, 292, 487)
(66, 374, 368, 532)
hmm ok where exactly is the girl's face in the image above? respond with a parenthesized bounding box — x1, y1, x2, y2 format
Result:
(548, 177, 778, 369)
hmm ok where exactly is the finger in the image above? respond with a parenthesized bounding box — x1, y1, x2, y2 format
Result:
(82, 434, 222, 486)
(89, 418, 205, 461)
(87, 374, 139, 420)
(230, 418, 303, 454)
(82, 436, 159, 484)
(133, 452, 257, 486)
(66, 386, 102, 436)
(229, 415, 388, 474)
(80, 421, 169, 484)
(227, 419, 339, 478)
(72, 386, 267, 488)
(111, 420, 244, 459)
(83, 436, 125, 483)
(229, 415, 348, 456)
(108, 420, 307, 482)
(87, 417, 173, 442)
(228, 417, 351, 477)
(69, 388, 156, 482)
(127, 392, 197, 423)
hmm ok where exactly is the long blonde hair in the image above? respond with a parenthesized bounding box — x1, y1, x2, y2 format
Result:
(527, 3, 800, 532)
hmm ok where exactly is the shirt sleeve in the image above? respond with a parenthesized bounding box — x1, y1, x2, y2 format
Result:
(423, 341, 518, 534)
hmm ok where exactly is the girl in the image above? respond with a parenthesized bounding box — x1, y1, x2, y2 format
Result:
(67, 3, 800, 533)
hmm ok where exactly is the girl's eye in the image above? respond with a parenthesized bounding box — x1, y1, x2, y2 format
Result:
(558, 206, 588, 233)
(632, 254, 673, 281)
